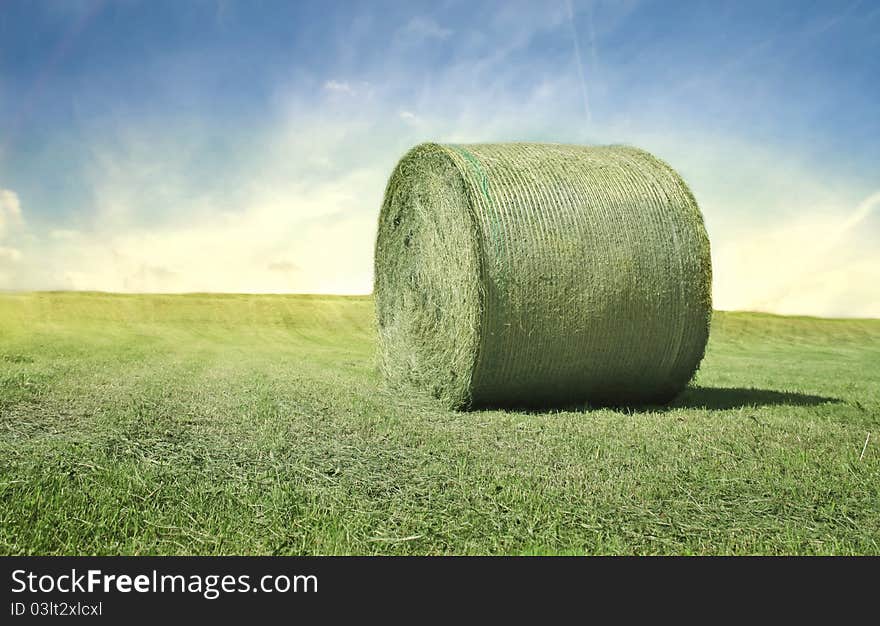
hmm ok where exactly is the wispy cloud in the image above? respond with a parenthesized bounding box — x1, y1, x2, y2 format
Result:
(49, 229, 81, 240)
(0, 246, 22, 263)
(323, 80, 354, 94)
(267, 260, 298, 273)
(398, 110, 420, 125)
(4, 117, 382, 294)
(395, 16, 452, 45)
(0, 188, 23, 238)
(0, 188, 25, 285)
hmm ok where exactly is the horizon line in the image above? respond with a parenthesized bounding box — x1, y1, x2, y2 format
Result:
(1, 289, 877, 322)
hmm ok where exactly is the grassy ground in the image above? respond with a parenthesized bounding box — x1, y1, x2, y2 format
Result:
(1, 292, 878, 555)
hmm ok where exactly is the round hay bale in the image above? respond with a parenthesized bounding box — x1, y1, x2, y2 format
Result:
(374, 142, 711, 409)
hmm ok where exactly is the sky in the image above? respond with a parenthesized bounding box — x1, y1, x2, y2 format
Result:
(0, 0, 878, 317)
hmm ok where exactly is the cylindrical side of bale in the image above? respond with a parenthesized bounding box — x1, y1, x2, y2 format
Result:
(374, 142, 712, 409)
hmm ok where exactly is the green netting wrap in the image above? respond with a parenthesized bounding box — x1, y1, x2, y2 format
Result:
(374, 142, 712, 409)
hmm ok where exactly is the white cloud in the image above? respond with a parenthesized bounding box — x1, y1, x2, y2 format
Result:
(323, 80, 354, 94)
(0, 246, 22, 263)
(267, 260, 298, 273)
(396, 16, 453, 44)
(321, 80, 376, 102)
(0, 188, 23, 238)
(399, 110, 420, 125)
(2, 122, 383, 294)
(49, 229, 81, 240)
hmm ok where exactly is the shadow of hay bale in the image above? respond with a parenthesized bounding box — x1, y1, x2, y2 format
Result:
(667, 386, 840, 410)
(480, 385, 841, 414)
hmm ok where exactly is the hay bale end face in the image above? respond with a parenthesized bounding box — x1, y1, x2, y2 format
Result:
(374, 142, 712, 409)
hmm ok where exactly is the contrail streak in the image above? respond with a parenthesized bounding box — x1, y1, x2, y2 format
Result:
(831, 190, 880, 242)
(756, 189, 880, 311)
(565, 0, 592, 124)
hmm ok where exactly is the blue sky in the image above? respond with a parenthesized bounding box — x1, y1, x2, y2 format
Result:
(0, 0, 878, 316)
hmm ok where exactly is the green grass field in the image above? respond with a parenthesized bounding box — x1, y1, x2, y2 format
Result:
(1, 292, 878, 555)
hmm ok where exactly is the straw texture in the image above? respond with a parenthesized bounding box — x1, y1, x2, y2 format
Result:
(374, 142, 712, 409)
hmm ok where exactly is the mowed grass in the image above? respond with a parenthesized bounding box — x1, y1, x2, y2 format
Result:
(1, 292, 878, 555)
